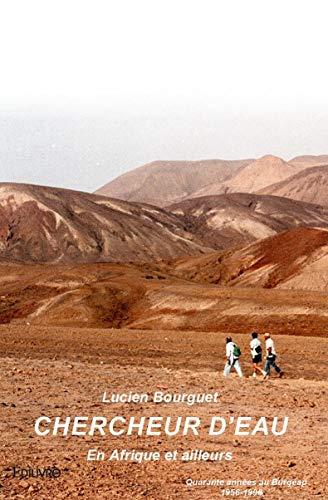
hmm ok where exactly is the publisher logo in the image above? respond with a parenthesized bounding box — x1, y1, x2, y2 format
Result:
(9, 466, 65, 479)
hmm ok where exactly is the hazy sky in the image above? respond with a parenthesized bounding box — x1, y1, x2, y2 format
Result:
(1, 0, 328, 192)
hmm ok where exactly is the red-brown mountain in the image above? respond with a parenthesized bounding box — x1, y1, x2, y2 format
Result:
(95, 159, 253, 206)
(0, 183, 210, 263)
(172, 227, 328, 291)
(258, 165, 328, 206)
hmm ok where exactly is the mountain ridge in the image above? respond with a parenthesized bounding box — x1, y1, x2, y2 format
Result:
(95, 158, 254, 206)
(0, 182, 211, 263)
(96, 154, 328, 205)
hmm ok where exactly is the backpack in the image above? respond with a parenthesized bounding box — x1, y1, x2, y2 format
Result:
(255, 344, 262, 354)
(233, 344, 241, 358)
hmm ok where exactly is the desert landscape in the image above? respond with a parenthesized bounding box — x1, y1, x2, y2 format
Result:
(0, 327, 327, 498)
(0, 153, 328, 498)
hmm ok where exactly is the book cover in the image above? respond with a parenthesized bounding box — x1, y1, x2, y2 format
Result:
(0, 1, 327, 498)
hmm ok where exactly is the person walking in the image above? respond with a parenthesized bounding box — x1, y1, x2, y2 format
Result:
(250, 332, 266, 377)
(263, 333, 284, 379)
(223, 337, 243, 378)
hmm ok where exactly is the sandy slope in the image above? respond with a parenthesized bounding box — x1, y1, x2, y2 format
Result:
(258, 165, 328, 206)
(0, 326, 326, 499)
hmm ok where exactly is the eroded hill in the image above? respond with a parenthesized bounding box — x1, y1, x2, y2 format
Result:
(0, 183, 210, 263)
(167, 193, 328, 249)
(171, 227, 328, 291)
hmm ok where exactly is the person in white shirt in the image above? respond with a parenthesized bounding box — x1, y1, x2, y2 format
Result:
(250, 332, 266, 377)
(263, 333, 284, 379)
(223, 337, 243, 378)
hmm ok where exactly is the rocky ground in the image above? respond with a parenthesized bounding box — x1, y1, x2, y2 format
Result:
(0, 326, 326, 499)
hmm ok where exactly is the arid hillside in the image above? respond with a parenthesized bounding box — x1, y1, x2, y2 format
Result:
(171, 227, 328, 291)
(0, 179, 328, 337)
(95, 158, 253, 206)
(167, 193, 328, 249)
(258, 165, 328, 205)
(0, 183, 211, 263)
